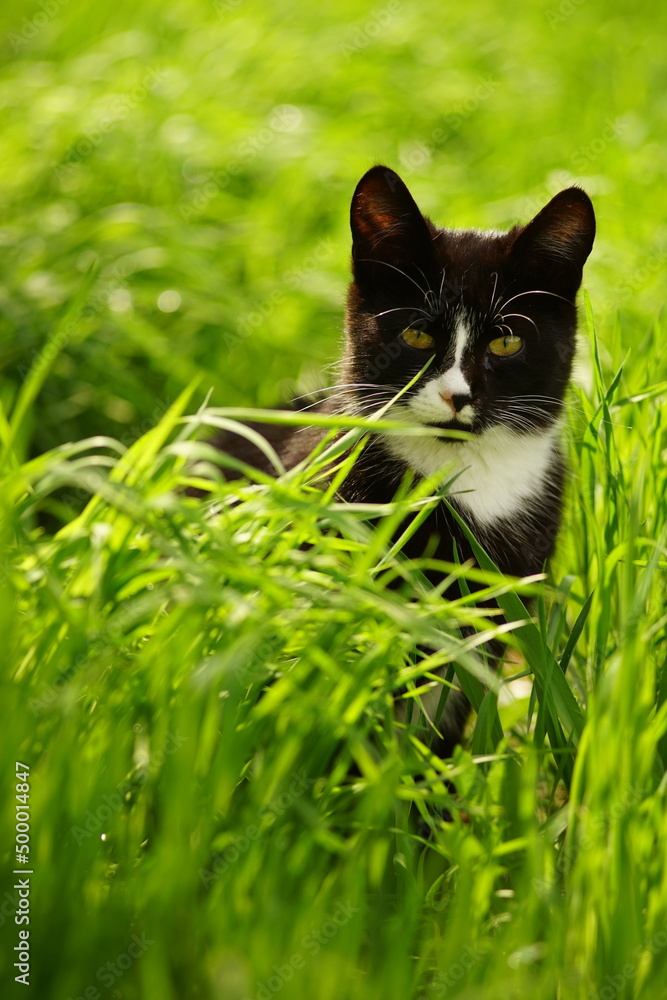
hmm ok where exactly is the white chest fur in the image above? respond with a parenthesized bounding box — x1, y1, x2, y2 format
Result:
(384, 416, 561, 526)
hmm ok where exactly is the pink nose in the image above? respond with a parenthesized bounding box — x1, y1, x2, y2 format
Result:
(440, 392, 473, 413)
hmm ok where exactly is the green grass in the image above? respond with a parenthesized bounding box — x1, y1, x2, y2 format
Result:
(2, 0, 667, 997)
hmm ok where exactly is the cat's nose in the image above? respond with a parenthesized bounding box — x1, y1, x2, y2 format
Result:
(440, 391, 473, 413)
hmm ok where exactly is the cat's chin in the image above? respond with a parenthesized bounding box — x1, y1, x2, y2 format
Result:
(424, 419, 480, 436)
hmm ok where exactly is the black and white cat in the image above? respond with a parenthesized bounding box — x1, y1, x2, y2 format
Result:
(217, 165, 595, 753)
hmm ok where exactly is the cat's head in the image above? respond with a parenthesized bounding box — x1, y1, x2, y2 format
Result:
(343, 165, 595, 438)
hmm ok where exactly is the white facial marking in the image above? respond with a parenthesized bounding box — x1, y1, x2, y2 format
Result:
(407, 318, 475, 426)
(384, 419, 561, 527)
(441, 318, 472, 398)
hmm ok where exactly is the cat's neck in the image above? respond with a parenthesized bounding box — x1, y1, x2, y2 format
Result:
(380, 419, 563, 528)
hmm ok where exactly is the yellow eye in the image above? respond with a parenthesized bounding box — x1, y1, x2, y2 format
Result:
(488, 334, 523, 357)
(400, 328, 435, 350)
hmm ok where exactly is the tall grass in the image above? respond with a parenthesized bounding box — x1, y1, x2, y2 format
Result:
(3, 304, 667, 997)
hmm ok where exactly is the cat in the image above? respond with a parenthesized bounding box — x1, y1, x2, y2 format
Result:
(213, 164, 595, 755)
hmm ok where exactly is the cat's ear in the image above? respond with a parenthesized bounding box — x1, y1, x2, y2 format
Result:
(350, 165, 434, 290)
(510, 188, 595, 297)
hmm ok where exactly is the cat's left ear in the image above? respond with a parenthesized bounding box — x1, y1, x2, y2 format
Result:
(510, 188, 595, 297)
(350, 165, 435, 291)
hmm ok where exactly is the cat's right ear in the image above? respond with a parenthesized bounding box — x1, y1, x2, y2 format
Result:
(350, 165, 434, 290)
(510, 187, 596, 298)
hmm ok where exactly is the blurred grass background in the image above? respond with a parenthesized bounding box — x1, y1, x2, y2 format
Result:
(2, 1, 667, 999)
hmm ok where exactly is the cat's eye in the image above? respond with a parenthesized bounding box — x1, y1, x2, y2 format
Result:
(400, 328, 435, 350)
(487, 334, 523, 357)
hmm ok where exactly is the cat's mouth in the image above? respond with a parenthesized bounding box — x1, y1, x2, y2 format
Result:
(424, 419, 479, 436)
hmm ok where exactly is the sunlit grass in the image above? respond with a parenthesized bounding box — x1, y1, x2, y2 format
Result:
(3, 309, 667, 997)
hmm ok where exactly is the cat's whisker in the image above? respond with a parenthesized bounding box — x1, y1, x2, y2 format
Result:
(340, 386, 402, 409)
(500, 402, 624, 433)
(288, 387, 387, 412)
(413, 262, 436, 298)
(497, 394, 587, 417)
(495, 288, 573, 312)
(345, 393, 398, 408)
(290, 382, 383, 402)
(502, 404, 560, 419)
(507, 410, 557, 421)
(498, 413, 542, 431)
(438, 266, 448, 306)
(322, 358, 346, 379)
(487, 271, 500, 321)
(351, 391, 404, 410)
(501, 398, 560, 410)
(356, 258, 431, 301)
(424, 290, 439, 318)
(499, 312, 540, 336)
(296, 396, 351, 414)
(498, 393, 567, 402)
(371, 306, 431, 322)
(497, 393, 581, 405)
(293, 388, 396, 414)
